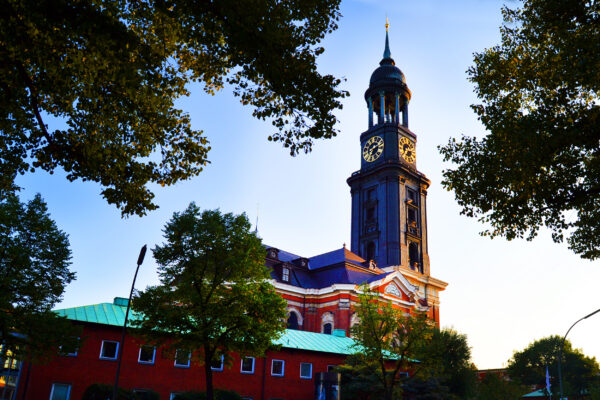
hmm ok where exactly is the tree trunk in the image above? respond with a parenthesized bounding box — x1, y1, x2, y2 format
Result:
(204, 347, 214, 400)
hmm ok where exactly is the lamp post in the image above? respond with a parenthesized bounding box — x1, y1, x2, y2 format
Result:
(557, 307, 600, 400)
(112, 245, 147, 400)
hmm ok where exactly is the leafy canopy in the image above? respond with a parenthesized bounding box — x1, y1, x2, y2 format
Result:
(439, 0, 600, 259)
(412, 328, 477, 400)
(507, 335, 600, 397)
(475, 373, 527, 400)
(131, 204, 287, 400)
(1, 0, 347, 216)
(0, 193, 79, 360)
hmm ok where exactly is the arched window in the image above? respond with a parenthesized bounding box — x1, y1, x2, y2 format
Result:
(287, 312, 298, 330)
(286, 308, 302, 330)
(366, 242, 376, 261)
(321, 312, 335, 334)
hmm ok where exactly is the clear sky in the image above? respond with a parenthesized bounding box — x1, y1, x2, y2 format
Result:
(16, 0, 600, 370)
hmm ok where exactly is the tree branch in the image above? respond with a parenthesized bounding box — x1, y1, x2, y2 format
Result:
(13, 61, 53, 146)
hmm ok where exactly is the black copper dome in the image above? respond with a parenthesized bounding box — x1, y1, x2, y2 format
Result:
(365, 29, 411, 102)
(369, 61, 406, 86)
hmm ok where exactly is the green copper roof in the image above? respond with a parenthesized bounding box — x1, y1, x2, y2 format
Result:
(273, 328, 355, 355)
(55, 297, 140, 327)
(54, 299, 408, 358)
(55, 298, 358, 355)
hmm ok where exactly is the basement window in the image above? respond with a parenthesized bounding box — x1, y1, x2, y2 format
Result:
(50, 383, 71, 400)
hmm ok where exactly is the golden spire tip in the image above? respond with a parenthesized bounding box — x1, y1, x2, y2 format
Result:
(385, 16, 389, 31)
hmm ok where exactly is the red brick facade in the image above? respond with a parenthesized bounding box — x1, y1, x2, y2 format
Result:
(18, 323, 346, 400)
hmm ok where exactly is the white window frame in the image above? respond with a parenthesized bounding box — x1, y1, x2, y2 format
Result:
(282, 267, 290, 282)
(240, 357, 255, 374)
(321, 312, 335, 334)
(138, 346, 156, 365)
(271, 359, 285, 377)
(49, 383, 71, 400)
(99, 340, 119, 360)
(174, 350, 191, 368)
(170, 394, 183, 400)
(300, 362, 313, 379)
(211, 355, 224, 371)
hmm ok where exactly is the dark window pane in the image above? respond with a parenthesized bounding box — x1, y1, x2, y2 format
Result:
(139, 346, 155, 363)
(287, 313, 299, 330)
(100, 341, 118, 359)
(241, 357, 255, 373)
(300, 362, 312, 378)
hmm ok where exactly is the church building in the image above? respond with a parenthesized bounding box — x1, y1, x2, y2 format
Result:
(267, 26, 447, 336)
(8, 27, 448, 400)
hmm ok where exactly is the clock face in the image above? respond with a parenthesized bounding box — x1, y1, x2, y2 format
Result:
(363, 136, 384, 162)
(399, 137, 416, 163)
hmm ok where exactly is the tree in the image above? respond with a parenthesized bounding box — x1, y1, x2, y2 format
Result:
(413, 328, 477, 399)
(0, 193, 79, 361)
(337, 355, 385, 400)
(348, 285, 434, 400)
(475, 373, 526, 400)
(439, 0, 600, 259)
(131, 204, 287, 400)
(1, 0, 347, 216)
(507, 335, 600, 398)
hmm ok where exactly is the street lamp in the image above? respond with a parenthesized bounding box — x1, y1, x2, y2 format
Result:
(557, 307, 600, 400)
(112, 245, 147, 400)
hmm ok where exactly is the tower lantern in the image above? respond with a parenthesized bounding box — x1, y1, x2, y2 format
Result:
(365, 23, 411, 129)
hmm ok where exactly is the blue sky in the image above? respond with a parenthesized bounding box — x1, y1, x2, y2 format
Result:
(16, 0, 600, 369)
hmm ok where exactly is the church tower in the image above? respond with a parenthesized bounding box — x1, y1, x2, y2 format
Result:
(347, 24, 431, 274)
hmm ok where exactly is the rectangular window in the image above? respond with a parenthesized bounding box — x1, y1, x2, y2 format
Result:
(300, 362, 312, 379)
(174, 350, 191, 368)
(271, 359, 284, 376)
(50, 383, 71, 400)
(59, 338, 79, 357)
(211, 355, 224, 371)
(282, 267, 290, 282)
(99, 340, 119, 360)
(138, 346, 156, 364)
(241, 357, 255, 374)
(407, 188, 418, 204)
(170, 394, 183, 400)
(327, 365, 336, 372)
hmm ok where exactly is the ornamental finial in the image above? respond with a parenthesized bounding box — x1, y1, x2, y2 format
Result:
(383, 18, 392, 60)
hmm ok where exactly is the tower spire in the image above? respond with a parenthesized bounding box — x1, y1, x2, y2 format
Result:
(383, 17, 392, 60)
